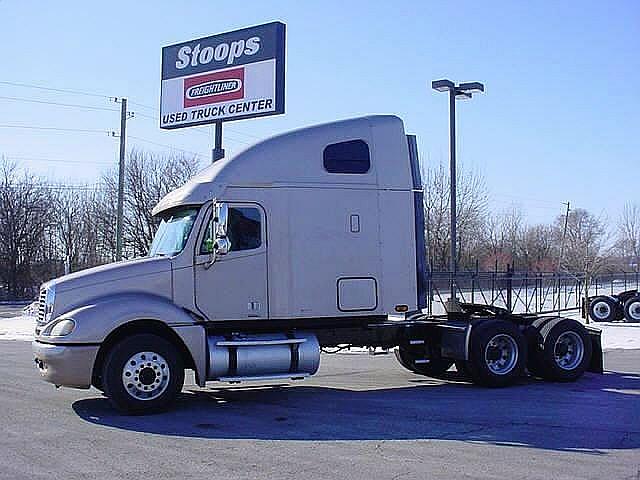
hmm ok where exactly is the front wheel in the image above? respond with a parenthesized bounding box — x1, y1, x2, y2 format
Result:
(102, 334, 184, 414)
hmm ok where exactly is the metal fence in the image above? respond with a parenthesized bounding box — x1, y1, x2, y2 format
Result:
(427, 270, 640, 316)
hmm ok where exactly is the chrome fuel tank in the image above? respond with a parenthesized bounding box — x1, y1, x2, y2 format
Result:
(207, 332, 320, 380)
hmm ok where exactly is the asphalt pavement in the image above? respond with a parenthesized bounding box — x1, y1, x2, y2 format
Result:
(0, 341, 638, 480)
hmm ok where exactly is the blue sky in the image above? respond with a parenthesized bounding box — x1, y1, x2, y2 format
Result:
(0, 0, 638, 224)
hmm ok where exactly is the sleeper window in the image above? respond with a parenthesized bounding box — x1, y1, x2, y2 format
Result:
(323, 139, 370, 174)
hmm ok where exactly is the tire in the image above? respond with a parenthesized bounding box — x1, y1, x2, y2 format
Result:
(394, 346, 454, 378)
(467, 320, 526, 387)
(102, 333, 184, 414)
(529, 317, 592, 382)
(623, 296, 640, 323)
(589, 296, 617, 322)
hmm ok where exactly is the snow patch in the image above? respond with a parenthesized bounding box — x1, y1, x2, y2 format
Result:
(569, 314, 640, 350)
(0, 315, 35, 341)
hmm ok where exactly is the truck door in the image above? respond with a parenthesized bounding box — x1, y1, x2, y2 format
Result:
(194, 203, 268, 320)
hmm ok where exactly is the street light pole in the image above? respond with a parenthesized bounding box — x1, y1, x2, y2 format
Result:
(448, 87, 457, 282)
(431, 79, 484, 312)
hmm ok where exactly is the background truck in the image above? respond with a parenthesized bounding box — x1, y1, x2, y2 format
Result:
(32, 115, 603, 414)
(588, 289, 640, 322)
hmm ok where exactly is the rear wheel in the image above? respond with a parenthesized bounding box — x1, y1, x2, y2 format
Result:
(529, 317, 592, 381)
(102, 333, 184, 414)
(394, 346, 454, 378)
(623, 296, 640, 323)
(467, 320, 526, 387)
(589, 296, 617, 322)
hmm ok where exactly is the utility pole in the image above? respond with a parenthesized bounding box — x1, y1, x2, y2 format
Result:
(115, 98, 128, 262)
(557, 201, 571, 273)
(556, 201, 570, 314)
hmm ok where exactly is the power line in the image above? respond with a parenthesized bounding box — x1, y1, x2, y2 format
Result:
(134, 111, 253, 146)
(128, 135, 206, 158)
(6, 155, 112, 166)
(127, 100, 157, 111)
(0, 80, 112, 99)
(0, 124, 110, 135)
(492, 193, 568, 207)
(1, 123, 211, 159)
(130, 101, 262, 141)
(0, 95, 119, 112)
(0, 80, 264, 140)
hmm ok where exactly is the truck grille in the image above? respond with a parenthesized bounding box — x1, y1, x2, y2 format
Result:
(37, 288, 47, 325)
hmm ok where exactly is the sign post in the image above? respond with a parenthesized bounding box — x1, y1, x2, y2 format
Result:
(161, 22, 286, 162)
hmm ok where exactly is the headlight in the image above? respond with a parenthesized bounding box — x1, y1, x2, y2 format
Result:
(47, 319, 75, 337)
(44, 284, 56, 322)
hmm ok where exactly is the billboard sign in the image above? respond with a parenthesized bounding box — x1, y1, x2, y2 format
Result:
(160, 22, 285, 129)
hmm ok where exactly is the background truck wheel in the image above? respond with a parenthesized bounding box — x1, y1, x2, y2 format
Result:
(528, 317, 592, 382)
(589, 296, 617, 322)
(102, 333, 184, 415)
(394, 346, 454, 378)
(467, 320, 526, 387)
(623, 296, 640, 322)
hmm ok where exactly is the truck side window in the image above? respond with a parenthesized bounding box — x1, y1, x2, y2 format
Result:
(323, 139, 370, 174)
(200, 206, 262, 254)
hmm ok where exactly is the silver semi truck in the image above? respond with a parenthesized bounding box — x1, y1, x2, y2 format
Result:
(32, 115, 603, 414)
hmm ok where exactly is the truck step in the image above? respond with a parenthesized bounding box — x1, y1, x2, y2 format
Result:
(216, 372, 310, 383)
(215, 338, 307, 347)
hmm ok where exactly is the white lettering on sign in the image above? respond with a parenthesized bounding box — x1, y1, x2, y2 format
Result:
(175, 36, 261, 69)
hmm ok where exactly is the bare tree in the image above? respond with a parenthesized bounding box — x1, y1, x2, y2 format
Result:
(521, 224, 555, 271)
(422, 160, 489, 271)
(617, 202, 640, 270)
(54, 188, 105, 272)
(102, 149, 200, 258)
(0, 158, 53, 298)
(481, 206, 525, 270)
(556, 208, 610, 275)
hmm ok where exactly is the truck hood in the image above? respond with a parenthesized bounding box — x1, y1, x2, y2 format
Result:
(49, 257, 172, 294)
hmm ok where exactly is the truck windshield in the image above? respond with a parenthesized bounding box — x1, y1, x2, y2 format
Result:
(149, 207, 199, 257)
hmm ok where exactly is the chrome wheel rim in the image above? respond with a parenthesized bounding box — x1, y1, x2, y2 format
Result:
(484, 334, 518, 375)
(122, 351, 170, 401)
(628, 301, 640, 321)
(593, 301, 611, 320)
(554, 331, 584, 371)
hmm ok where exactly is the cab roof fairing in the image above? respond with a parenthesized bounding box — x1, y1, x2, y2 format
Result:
(152, 115, 409, 217)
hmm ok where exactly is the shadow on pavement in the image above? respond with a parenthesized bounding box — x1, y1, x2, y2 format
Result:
(73, 371, 640, 451)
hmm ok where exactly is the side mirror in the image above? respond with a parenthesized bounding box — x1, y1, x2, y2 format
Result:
(204, 204, 231, 269)
(215, 203, 229, 238)
(214, 237, 230, 256)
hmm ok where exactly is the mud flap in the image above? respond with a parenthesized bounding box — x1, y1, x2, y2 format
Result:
(585, 325, 603, 374)
(438, 322, 473, 361)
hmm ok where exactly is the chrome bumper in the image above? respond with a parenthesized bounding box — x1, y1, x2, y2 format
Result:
(32, 341, 99, 389)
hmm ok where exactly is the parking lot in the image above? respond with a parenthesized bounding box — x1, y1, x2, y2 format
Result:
(0, 340, 638, 480)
